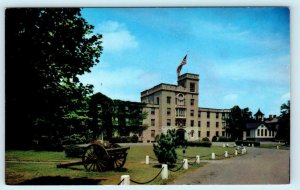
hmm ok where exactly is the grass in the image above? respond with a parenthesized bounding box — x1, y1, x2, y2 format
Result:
(5, 145, 240, 185)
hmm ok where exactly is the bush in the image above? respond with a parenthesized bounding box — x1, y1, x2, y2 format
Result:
(63, 134, 87, 145)
(153, 130, 177, 165)
(64, 145, 86, 157)
(186, 140, 212, 147)
(212, 136, 218, 142)
(218, 136, 234, 142)
(235, 140, 260, 147)
(110, 136, 131, 143)
(131, 135, 139, 143)
(202, 137, 210, 142)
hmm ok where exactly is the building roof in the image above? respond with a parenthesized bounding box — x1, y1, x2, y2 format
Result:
(246, 122, 262, 129)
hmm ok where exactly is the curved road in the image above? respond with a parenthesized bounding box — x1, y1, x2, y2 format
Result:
(172, 147, 289, 184)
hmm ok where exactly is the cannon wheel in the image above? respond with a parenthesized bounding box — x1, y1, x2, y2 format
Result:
(113, 152, 127, 169)
(82, 144, 109, 172)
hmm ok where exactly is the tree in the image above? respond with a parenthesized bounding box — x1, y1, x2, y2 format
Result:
(153, 130, 177, 165)
(5, 8, 102, 149)
(277, 100, 290, 144)
(225, 106, 254, 140)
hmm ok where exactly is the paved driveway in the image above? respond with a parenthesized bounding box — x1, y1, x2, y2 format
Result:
(172, 147, 290, 184)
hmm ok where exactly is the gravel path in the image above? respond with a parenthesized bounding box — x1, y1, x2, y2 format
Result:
(172, 147, 290, 184)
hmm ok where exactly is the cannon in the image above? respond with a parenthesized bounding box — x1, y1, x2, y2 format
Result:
(57, 141, 130, 172)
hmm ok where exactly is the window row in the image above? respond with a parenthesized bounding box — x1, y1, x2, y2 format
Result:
(257, 128, 275, 137)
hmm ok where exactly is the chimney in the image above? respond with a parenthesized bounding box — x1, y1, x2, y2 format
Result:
(273, 115, 276, 118)
(269, 115, 272, 120)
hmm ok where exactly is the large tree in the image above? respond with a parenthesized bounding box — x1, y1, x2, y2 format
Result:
(5, 8, 102, 149)
(277, 100, 290, 144)
(225, 106, 254, 140)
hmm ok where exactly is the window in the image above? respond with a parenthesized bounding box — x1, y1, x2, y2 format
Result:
(269, 130, 271, 136)
(190, 99, 194, 106)
(151, 119, 155, 126)
(167, 96, 171, 104)
(222, 122, 226, 128)
(265, 129, 268, 136)
(151, 108, 155, 115)
(222, 131, 225, 136)
(216, 122, 219, 128)
(207, 121, 210, 127)
(207, 112, 210, 118)
(261, 129, 264, 136)
(190, 109, 194, 117)
(198, 111, 201, 118)
(222, 112, 225, 119)
(207, 131, 210, 137)
(191, 130, 194, 137)
(190, 120, 194, 127)
(198, 121, 201, 127)
(272, 130, 274, 137)
(257, 129, 260, 136)
(167, 108, 171, 115)
(156, 97, 159, 105)
(176, 108, 186, 117)
(216, 131, 219, 137)
(190, 82, 195, 92)
(167, 119, 171, 126)
(151, 130, 155, 138)
(216, 113, 219, 118)
(198, 131, 201, 137)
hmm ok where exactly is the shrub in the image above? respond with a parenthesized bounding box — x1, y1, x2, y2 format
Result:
(212, 136, 218, 142)
(63, 134, 86, 145)
(186, 140, 212, 147)
(64, 145, 86, 157)
(110, 136, 131, 143)
(218, 136, 234, 142)
(131, 135, 139, 143)
(202, 137, 210, 142)
(153, 130, 177, 165)
(235, 140, 260, 147)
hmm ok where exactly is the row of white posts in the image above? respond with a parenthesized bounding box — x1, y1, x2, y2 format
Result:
(120, 149, 247, 185)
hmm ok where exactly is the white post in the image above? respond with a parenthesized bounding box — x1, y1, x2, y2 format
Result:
(225, 151, 228, 158)
(248, 143, 250, 147)
(211, 153, 215, 160)
(223, 143, 226, 148)
(196, 155, 200, 164)
(183, 159, 188, 170)
(120, 175, 130, 185)
(161, 164, 168, 179)
(277, 145, 279, 149)
(252, 143, 254, 148)
(235, 150, 238, 156)
(145, 155, 149, 165)
(226, 143, 229, 147)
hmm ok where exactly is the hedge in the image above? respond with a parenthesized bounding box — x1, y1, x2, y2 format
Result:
(64, 145, 86, 158)
(186, 141, 212, 147)
(235, 140, 260, 147)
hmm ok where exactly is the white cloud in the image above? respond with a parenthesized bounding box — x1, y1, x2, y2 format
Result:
(79, 66, 161, 101)
(281, 92, 290, 101)
(95, 21, 138, 52)
(223, 93, 238, 102)
(212, 54, 290, 85)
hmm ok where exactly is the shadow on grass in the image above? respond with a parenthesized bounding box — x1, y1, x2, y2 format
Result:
(17, 176, 104, 185)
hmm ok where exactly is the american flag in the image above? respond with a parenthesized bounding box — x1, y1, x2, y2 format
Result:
(177, 55, 187, 77)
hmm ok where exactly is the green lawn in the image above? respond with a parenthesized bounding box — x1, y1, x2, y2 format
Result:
(5, 145, 240, 185)
(259, 143, 290, 150)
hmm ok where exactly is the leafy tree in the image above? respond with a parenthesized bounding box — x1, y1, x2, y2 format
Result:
(5, 8, 102, 149)
(88, 92, 114, 141)
(153, 130, 177, 165)
(225, 106, 254, 140)
(277, 100, 290, 144)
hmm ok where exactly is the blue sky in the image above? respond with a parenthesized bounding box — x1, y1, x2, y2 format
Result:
(79, 7, 290, 116)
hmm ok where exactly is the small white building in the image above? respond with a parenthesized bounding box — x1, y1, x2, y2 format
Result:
(246, 122, 277, 141)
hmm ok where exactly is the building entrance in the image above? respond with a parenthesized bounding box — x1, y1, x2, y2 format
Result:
(176, 129, 186, 144)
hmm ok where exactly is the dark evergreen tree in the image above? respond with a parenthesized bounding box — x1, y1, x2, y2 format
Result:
(153, 130, 177, 165)
(225, 106, 254, 140)
(277, 100, 290, 144)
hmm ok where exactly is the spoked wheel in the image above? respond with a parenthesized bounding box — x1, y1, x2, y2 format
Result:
(82, 144, 109, 172)
(113, 152, 127, 169)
